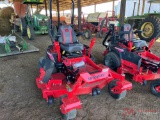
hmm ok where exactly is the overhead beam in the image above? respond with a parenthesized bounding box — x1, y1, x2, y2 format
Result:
(12, 0, 118, 11)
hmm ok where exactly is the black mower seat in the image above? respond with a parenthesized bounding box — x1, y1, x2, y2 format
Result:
(58, 25, 83, 53)
(120, 24, 147, 48)
(132, 39, 147, 48)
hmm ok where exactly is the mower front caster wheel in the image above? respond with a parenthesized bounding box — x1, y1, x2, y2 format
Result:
(108, 80, 127, 100)
(59, 96, 77, 120)
(62, 109, 77, 120)
(92, 88, 101, 96)
(151, 80, 160, 97)
(48, 96, 54, 105)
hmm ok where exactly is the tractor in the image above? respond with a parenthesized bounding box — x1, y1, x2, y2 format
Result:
(20, 0, 48, 40)
(127, 0, 160, 42)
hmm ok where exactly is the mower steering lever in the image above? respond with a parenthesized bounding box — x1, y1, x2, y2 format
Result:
(102, 29, 112, 47)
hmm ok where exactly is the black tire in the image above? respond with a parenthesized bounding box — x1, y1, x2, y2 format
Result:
(48, 96, 54, 105)
(14, 24, 20, 32)
(20, 18, 27, 36)
(60, 95, 77, 120)
(138, 16, 160, 42)
(104, 52, 121, 71)
(27, 25, 35, 40)
(62, 109, 77, 120)
(150, 80, 160, 97)
(108, 80, 127, 100)
(84, 29, 92, 40)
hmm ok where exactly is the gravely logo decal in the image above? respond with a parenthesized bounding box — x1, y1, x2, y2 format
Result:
(88, 74, 105, 80)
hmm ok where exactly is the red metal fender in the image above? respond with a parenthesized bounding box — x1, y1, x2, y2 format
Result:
(36, 68, 46, 89)
(111, 80, 132, 94)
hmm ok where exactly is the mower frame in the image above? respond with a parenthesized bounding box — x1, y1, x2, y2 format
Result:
(36, 1, 132, 119)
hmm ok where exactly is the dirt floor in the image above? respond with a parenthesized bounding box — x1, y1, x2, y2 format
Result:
(0, 32, 160, 120)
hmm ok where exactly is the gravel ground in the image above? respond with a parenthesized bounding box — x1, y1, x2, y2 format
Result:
(0, 32, 160, 120)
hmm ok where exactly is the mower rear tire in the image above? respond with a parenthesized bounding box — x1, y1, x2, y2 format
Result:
(108, 80, 127, 100)
(27, 25, 35, 40)
(138, 16, 160, 42)
(150, 80, 160, 97)
(84, 29, 92, 40)
(104, 52, 121, 71)
(20, 18, 27, 36)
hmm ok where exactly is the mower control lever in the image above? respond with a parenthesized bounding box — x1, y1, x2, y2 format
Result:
(102, 24, 115, 47)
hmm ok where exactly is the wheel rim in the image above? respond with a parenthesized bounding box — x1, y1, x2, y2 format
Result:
(20, 23, 23, 32)
(27, 27, 31, 38)
(155, 86, 160, 92)
(141, 22, 154, 38)
(85, 31, 89, 38)
(105, 57, 115, 70)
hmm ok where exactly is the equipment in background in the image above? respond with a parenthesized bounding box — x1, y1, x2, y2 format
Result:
(0, 30, 39, 57)
(74, 11, 119, 39)
(127, 0, 160, 42)
(11, 0, 48, 40)
(0, 30, 27, 53)
(103, 23, 160, 97)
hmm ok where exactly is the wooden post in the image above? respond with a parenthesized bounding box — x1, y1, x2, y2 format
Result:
(77, 0, 81, 31)
(56, 0, 60, 27)
(148, 2, 152, 13)
(112, 0, 115, 11)
(63, 10, 64, 16)
(132, 2, 136, 16)
(141, 0, 145, 15)
(44, 0, 48, 16)
(94, 4, 96, 12)
(137, 0, 140, 15)
(119, 0, 126, 27)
